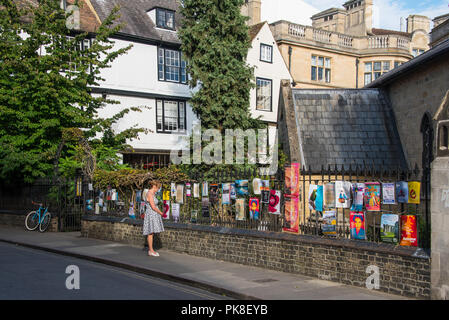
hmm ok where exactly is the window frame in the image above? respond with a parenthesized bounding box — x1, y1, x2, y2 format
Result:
(311, 55, 331, 83)
(155, 8, 175, 31)
(364, 60, 392, 85)
(158, 47, 187, 84)
(256, 77, 273, 112)
(156, 99, 187, 134)
(259, 43, 273, 63)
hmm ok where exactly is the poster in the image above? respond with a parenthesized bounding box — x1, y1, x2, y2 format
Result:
(283, 195, 299, 234)
(322, 210, 337, 236)
(202, 182, 208, 197)
(350, 212, 366, 240)
(252, 178, 262, 195)
(162, 200, 170, 220)
(350, 183, 365, 212)
(268, 190, 281, 214)
(235, 180, 249, 196)
(222, 183, 231, 205)
(170, 183, 176, 198)
(308, 185, 323, 211)
(186, 183, 191, 197)
(163, 190, 170, 201)
(324, 182, 335, 209)
(249, 198, 260, 220)
(400, 215, 418, 247)
(364, 182, 381, 211)
(236, 199, 246, 221)
(193, 183, 200, 198)
(128, 202, 135, 218)
(209, 184, 219, 202)
(230, 183, 236, 200)
(380, 214, 399, 244)
(382, 183, 396, 205)
(261, 180, 270, 203)
(396, 181, 408, 203)
(191, 210, 198, 223)
(172, 203, 180, 222)
(335, 181, 351, 209)
(136, 190, 142, 203)
(408, 182, 421, 204)
(201, 198, 210, 218)
(285, 163, 300, 196)
(176, 184, 184, 204)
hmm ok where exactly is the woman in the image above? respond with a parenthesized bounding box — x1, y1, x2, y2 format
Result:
(143, 180, 165, 257)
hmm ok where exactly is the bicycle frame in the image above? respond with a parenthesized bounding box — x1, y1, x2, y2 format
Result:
(32, 206, 49, 224)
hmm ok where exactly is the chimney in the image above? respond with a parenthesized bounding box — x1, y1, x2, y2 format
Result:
(406, 15, 431, 33)
(241, 0, 261, 26)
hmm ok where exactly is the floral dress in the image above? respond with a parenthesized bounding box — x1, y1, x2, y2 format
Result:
(142, 194, 165, 235)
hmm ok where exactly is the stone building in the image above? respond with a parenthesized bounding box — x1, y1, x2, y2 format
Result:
(243, 0, 431, 89)
(430, 13, 449, 48)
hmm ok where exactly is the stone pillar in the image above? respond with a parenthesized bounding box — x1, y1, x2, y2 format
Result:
(431, 156, 449, 300)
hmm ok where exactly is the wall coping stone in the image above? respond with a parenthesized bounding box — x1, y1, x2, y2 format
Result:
(0, 210, 29, 216)
(82, 215, 430, 260)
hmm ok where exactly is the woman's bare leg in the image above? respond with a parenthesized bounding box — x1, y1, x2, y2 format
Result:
(147, 234, 154, 253)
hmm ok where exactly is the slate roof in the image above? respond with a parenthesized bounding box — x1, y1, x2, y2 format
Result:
(90, 0, 182, 44)
(291, 89, 406, 171)
(249, 22, 265, 41)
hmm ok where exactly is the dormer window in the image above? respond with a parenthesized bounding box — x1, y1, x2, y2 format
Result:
(156, 8, 175, 30)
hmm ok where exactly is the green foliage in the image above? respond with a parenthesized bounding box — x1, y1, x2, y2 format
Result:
(0, 0, 145, 183)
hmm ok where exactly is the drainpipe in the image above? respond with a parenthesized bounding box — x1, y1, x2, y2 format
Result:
(356, 58, 360, 88)
(288, 46, 292, 72)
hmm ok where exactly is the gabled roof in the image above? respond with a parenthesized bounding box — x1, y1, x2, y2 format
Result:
(249, 22, 265, 41)
(89, 0, 182, 44)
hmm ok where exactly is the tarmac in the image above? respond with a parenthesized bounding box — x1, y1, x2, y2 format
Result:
(0, 225, 410, 300)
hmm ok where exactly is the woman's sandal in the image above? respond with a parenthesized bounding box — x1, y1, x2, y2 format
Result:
(148, 251, 159, 257)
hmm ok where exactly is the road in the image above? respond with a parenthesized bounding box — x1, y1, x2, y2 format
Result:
(0, 242, 229, 300)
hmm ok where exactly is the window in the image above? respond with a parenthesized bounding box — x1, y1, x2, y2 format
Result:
(364, 60, 391, 85)
(311, 55, 331, 83)
(256, 78, 272, 111)
(65, 36, 91, 73)
(260, 44, 273, 63)
(156, 8, 175, 30)
(156, 100, 186, 133)
(412, 48, 425, 57)
(394, 61, 403, 68)
(158, 48, 187, 84)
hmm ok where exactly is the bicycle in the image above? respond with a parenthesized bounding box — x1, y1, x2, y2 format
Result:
(25, 201, 52, 232)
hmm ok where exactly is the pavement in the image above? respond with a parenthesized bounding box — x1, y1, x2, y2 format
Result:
(0, 225, 410, 300)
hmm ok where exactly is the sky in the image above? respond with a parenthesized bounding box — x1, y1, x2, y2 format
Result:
(263, 0, 449, 31)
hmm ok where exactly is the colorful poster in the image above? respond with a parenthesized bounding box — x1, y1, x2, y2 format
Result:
(380, 214, 399, 244)
(163, 190, 170, 201)
(322, 210, 337, 236)
(308, 185, 323, 211)
(268, 190, 281, 214)
(261, 180, 270, 203)
(324, 182, 336, 209)
(283, 195, 299, 234)
(186, 183, 191, 197)
(209, 184, 219, 202)
(396, 181, 408, 203)
(349, 183, 365, 212)
(382, 183, 396, 205)
(202, 182, 208, 197)
(136, 190, 142, 203)
(285, 163, 300, 196)
(170, 183, 176, 198)
(230, 183, 236, 200)
(176, 184, 184, 204)
(400, 215, 418, 247)
(222, 183, 231, 205)
(172, 203, 180, 222)
(236, 199, 246, 221)
(408, 182, 421, 204)
(191, 210, 198, 223)
(364, 182, 381, 211)
(335, 181, 351, 209)
(193, 183, 200, 198)
(235, 180, 249, 196)
(162, 200, 170, 220)
(350, 212, 366, 240)
(252, 178, 262, 195)
(201, 198, 210, 218)
(249, 198, 260, 220)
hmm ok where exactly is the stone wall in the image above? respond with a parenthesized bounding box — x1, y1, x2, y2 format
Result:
(82, 215, 431, 299)
(0, 211, 59, 232)
(430, 157, 449, 300)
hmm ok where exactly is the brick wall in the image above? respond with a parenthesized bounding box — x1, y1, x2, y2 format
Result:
(81, 215, 431, 298)
(0, 211, 58, 232)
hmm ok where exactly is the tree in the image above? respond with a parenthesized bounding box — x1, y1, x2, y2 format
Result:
(0, 0, 145, 184)
(178, 0, 266, 176)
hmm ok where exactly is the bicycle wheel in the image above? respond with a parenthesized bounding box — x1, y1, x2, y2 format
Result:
(39, 213, 52, 232)
(25, 211, 39, 231)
